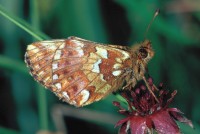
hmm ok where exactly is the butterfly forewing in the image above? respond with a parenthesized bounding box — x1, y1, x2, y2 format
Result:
(25, 36, 132, 107)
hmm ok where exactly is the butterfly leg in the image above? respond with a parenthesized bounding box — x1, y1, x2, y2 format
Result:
(146, 71, 159, 91)
(142, 76, 159, 103)
(153, 84, 159, 91)
(122, 77, 137, 90)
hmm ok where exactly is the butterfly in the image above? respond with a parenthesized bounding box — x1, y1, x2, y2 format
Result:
(25, 36, 154, 107)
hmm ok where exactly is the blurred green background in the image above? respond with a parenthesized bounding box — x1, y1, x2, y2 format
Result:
(0, 0, 200, 134)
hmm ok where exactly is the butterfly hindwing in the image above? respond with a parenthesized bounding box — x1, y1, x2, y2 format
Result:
(25, 36, 132, 107)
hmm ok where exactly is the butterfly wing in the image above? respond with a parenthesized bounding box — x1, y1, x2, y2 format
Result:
(25, 36, 132, 107)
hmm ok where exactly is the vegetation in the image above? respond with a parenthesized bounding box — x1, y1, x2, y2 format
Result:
(0, 0, 200, 133)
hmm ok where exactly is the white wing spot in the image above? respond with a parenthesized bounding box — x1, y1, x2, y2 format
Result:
(54, 50, 61, 60)
(34, 64, 40, 69)
(92, 59, 102, 73)
(39, 42, 51, 46)
(53, 74, 58, 80)
(55, 83, 61, 90)
(59, 43, 65, 49)
(62, 91, 70, 100)
(100, 74, 106, 82)
(112, 70, 122, 76)
(96, 47, 108, 59)
(44, 76, 50, 82)
(77, 49, 84, 56)
(41, 39, 65, 44)
(38, 71, 44, 76)
(48, 45, 57, 50)
(27, 45, 36, 50)
(80, 89, 90, 105)
(113, 63, 122, 69)
(71, 40, 84, 47)
(52, 63, 58, 70)
(32, 48, 40, 53)
(70, 100, 77, 105)
(115, 58, 122, 63)
(122, 51, 130, 60)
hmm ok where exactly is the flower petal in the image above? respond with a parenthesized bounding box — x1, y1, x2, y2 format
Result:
(150, 110, 181, 134)
(168, 108, 183, 114)
(169, 111, 194, 128)
(118, 122, 129, 134)
(146, 117, 153, 129)
(115, 117, 130, 127)
(129, 116, 147, 134)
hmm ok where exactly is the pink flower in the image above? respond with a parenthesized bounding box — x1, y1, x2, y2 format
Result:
(114, 78, 193, 134)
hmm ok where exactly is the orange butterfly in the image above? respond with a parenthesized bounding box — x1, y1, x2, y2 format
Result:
(25, 36, 154, 107)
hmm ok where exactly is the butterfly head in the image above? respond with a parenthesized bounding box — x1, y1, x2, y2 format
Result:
(138, 40, 154, 62)
(132, 40, 154, 63)
(130, 40, 154, 79)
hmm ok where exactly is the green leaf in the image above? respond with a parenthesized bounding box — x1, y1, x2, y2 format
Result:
(0, 4, 50, 41)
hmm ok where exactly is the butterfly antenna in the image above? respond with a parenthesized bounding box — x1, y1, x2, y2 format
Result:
(144, 9, 160, 39)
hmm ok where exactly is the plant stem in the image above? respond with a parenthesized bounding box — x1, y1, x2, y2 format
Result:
(30, 0, 49, 130)
(0, 4, 50, 41)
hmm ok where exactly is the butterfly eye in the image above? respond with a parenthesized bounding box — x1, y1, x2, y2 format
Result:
(139, 47, 148, 59)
